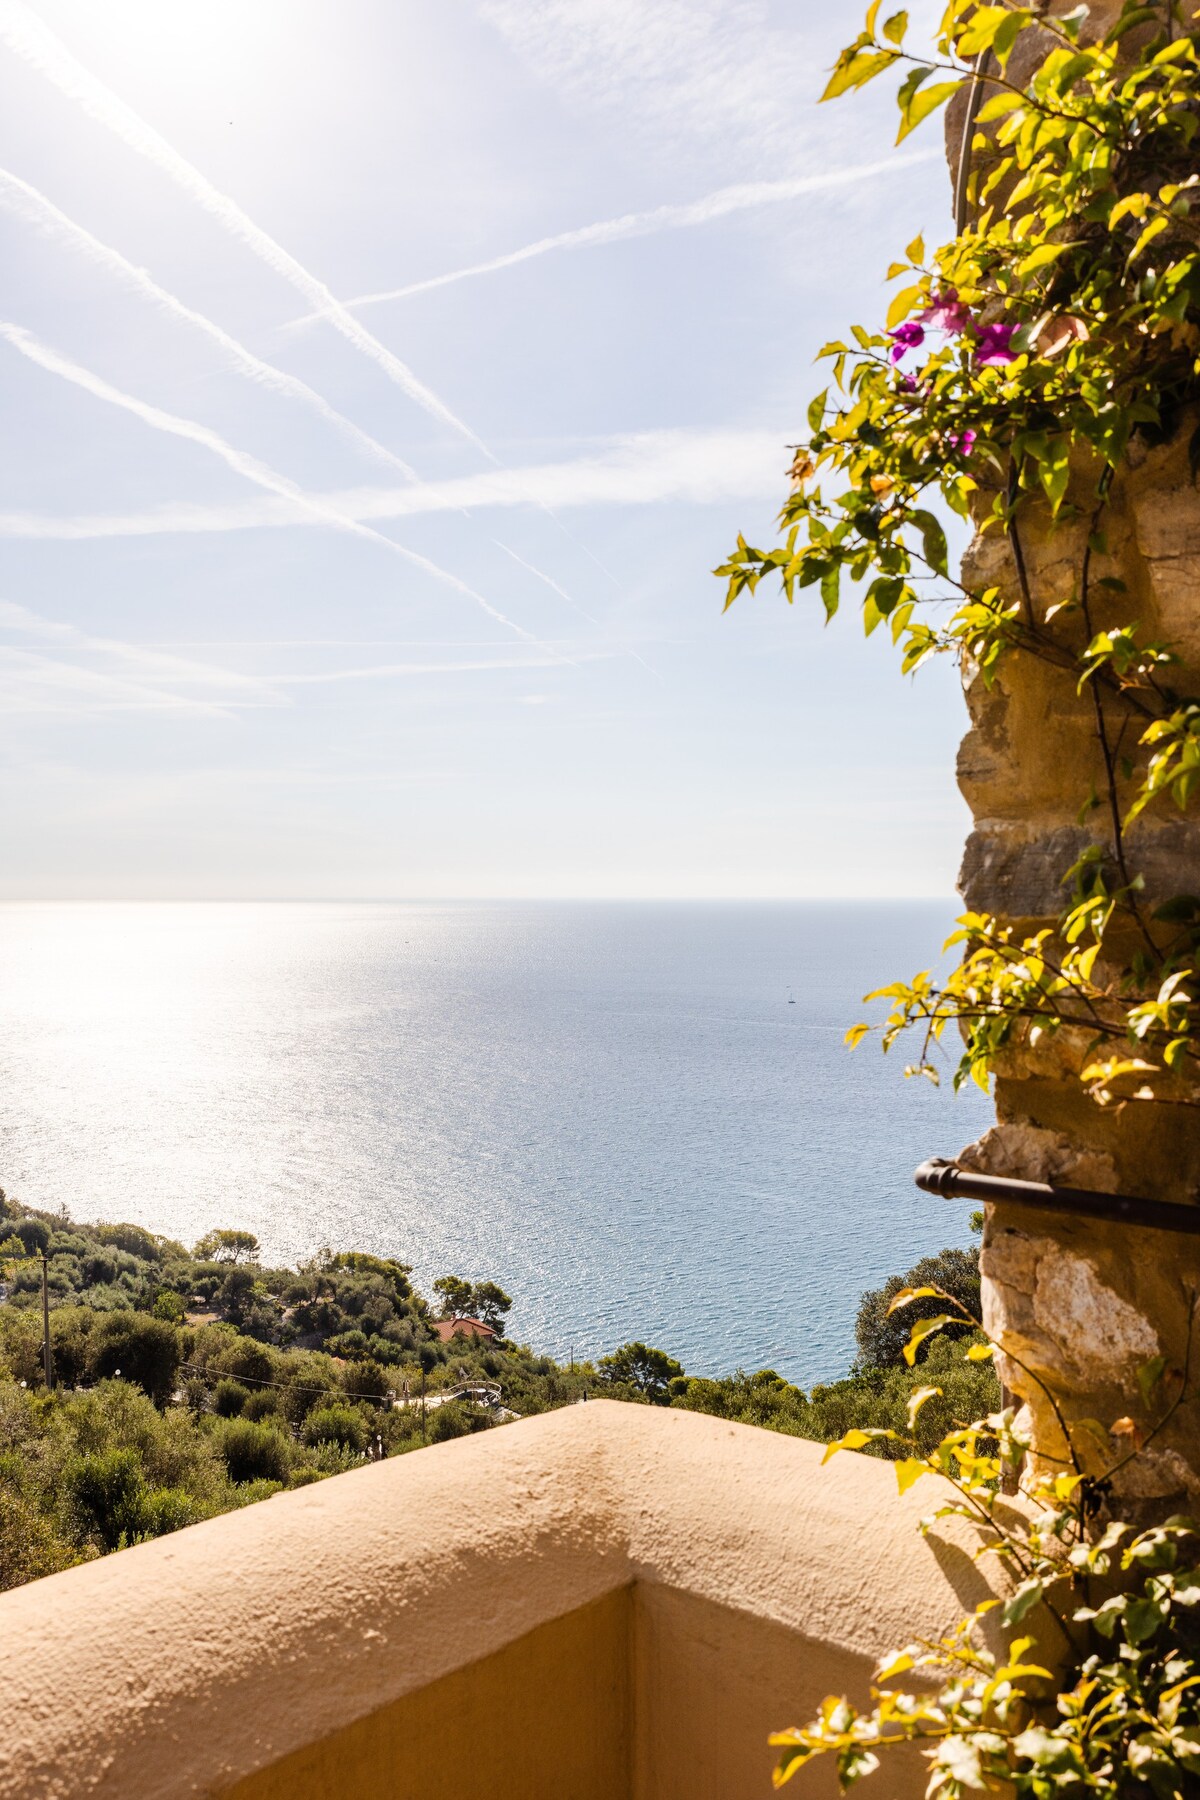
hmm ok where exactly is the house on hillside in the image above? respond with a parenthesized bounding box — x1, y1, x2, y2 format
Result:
(431, 1315, 497, 1344)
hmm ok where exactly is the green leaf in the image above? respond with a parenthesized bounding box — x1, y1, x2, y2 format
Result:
(1040, 450, 1071, 514)
(1002, 1579, 1044, 1626)
(1107, 6, 1162, 42)
(910, 509, 948, 576)
(1137, 1354, 1168, 1410)
(808, 388, 828, 433)
(820, 565, 841, 620)
(1125, 1597, 1167, 1645)
(881, 10, 908, 46)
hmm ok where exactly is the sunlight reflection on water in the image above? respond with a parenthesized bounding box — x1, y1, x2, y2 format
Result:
(0, 900, 992, 1384)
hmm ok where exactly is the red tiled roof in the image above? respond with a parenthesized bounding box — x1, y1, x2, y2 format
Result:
(431, 1317, 497, 1342)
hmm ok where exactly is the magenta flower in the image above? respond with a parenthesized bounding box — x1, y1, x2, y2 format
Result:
(975, 323, 1017, 366)
(889, 320, 925, 363)
(919, 288, 973, 334)
(896, 372, 920, 394)
(946, 429, 977, 457)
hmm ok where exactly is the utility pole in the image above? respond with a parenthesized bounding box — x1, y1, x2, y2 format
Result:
(40, 1255, 53, 1391)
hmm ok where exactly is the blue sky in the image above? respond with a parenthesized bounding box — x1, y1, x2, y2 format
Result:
(0, 0, 968, 899)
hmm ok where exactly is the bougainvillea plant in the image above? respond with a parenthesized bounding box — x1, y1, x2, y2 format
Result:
(718, 0, 1200, 1108)
(770, 1288, 1200, 1797)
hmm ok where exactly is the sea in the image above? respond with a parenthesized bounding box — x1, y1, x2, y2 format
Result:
(0, 900, 992, 1388)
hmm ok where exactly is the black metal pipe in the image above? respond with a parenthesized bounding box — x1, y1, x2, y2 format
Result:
(915, 1157, 1200, 1236)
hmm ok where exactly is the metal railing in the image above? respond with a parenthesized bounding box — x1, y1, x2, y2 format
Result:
(916, 1157, 1200, 1236)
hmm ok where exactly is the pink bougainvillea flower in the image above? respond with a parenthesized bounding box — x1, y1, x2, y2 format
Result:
(919, 288, 973, 334)
(975, 322, 1018, 366)
(946, 429, 977, 456)
(889, 321, 925, 363)
(896, 372, 920, 394)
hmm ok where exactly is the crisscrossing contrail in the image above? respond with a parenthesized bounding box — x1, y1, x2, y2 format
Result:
(0, 321, 541, 643)
(0, 0, 492, 457)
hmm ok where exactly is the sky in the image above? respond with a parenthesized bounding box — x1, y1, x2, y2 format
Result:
(0, 0, 970, 900)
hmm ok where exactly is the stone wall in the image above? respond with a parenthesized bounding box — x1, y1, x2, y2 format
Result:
(947, 7, 1200, 1505)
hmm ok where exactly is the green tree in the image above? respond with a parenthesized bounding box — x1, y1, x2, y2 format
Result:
(597, 1342, 685, 1403)
(433, 1275, 474, 1318)
(471, 1281, 512, 1332)
(854, 1247, 981, 1369)
(193, 1229, 260, 1265)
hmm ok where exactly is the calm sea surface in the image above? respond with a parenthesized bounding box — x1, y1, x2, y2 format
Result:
(0, 901, 992, 1385)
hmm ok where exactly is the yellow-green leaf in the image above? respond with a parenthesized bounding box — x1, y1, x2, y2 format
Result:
(906, 1384, 942, 1428)
(1128, 213, 1169, 264)
(904, 1314, 954, 1366)
(897, 78, 963, 143)
(886, 283, 924, 329)
(887, 1284, 942, 1315)
(895, 1457, 930, 1495)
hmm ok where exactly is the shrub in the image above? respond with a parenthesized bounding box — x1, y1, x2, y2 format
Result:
(340, 1359, 391, 1403)
(219, 1420, 291, 1485)
(153, 1290, 186, 1323)
(0, 1488, 82, 1590)
(241, 1389, 279, 1422)
(11, 1218, 49, 1257)
(48, 1307, 95, 1387)
(86, 1312, 181, 1406)
(302, 1405, 367, 1452)
(427, 1401, 493, 1443)
(95, 1222, 162, 1262)
(64, 1447, 149, 1551)
(212, 1378, 250, 1418)
(138, 1486, 199, 1536)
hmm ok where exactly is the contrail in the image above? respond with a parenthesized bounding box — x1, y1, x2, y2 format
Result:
(0, 166, 424, 486)
(0, 0, 491, 456)
(490, 538, 600, 625)
(284, 153, 939, 325)
(0, 321, 537, 642)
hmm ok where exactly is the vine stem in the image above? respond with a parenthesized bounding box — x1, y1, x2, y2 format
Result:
(1077, 493, 1162, 967)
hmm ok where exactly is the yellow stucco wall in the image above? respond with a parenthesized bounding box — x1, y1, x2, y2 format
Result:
(228, 1589, 633, 1800)
(0, 1403, 1004, 1800)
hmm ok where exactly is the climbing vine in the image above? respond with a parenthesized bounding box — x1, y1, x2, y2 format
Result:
(772, 1288, 1200, 1797)
(719, 0, 1200, 1108)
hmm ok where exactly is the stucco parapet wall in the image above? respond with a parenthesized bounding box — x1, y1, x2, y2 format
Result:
(0, 1402, 1003, 1800)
